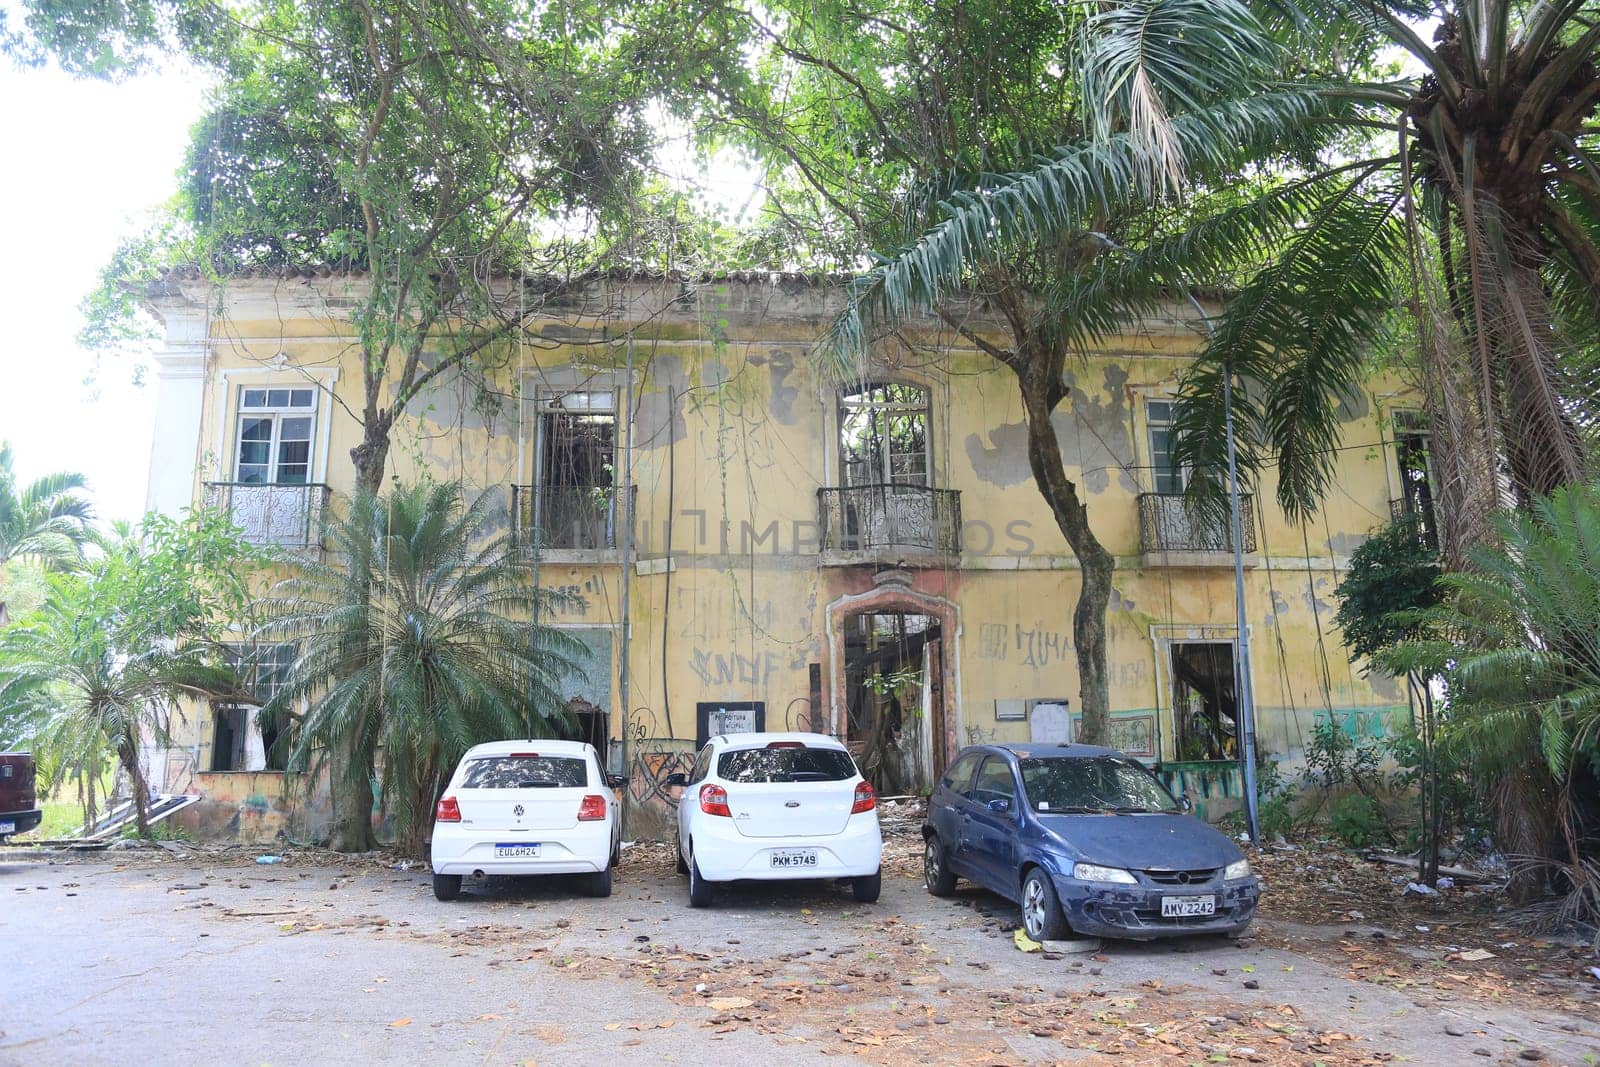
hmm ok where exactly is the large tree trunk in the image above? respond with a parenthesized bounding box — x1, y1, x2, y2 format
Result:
(1019, 377, 1115, 746)
(119, 740, 151, 837)
(323, 406, 393, 852)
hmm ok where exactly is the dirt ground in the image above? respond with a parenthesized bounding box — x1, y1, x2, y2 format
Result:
(3, 833, 1598, 1067)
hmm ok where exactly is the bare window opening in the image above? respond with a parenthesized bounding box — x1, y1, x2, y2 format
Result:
(1170, 642, 1238, 762)
(844, 612, 941, 794)
(839, 382, 930, 487)
(210, 705, 278, 772)
(525, 391, 622, 549)
(1391, 410, 1438, 550)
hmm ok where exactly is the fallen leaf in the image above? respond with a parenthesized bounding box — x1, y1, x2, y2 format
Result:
(389, 1018, 412, 1028)
(1458, 948, 1496, 962)
(708, 996, 754, 1011)
(604, 1023, 622, 1032)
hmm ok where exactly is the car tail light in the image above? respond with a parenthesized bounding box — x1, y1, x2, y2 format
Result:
(577, 794, 607, 821)
(765, 741, 805, 749)
(699, 783, 731, 817)
(510, 751, 540, 757)
(850, 781, 876, 814)
(435, 796, 461, 823)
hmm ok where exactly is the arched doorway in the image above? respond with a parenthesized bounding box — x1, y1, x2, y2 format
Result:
(824, 572, 961, 794)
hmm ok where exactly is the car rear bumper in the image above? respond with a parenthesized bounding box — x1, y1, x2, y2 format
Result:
(1052, 875, 1260, 940)
(0, 809, 42, 836)
(431, 823, 612, 877)
(691, 816, 882, 881)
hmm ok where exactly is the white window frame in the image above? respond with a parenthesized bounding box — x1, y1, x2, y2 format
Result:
(234, 386, 318, 485)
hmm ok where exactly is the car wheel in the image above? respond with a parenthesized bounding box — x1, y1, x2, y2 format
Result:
(611, 838, 622, 868)
(852, 869, 882, 903)
(923, 836, 957, 897)
(432, 873, 462, 902)
(588, 866, 614, 898)
(1020, 868, 1069, 942)
(687, 850, 714, 908)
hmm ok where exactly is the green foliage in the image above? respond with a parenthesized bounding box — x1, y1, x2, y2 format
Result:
(1304, 717, 1382, 794)
(0, 509, 260, 835)
(0, 442, 93, 570)
(1334, 515, 1443, 664)
(1328, 793, 1388, 849)
(254, 481, 588, 854)
(1384, 721, 1491, 851)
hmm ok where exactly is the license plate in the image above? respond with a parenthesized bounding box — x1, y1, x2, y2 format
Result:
(0, 821, 13, 834)
(494, 843, 541, 858)
(769, 849, 818, 869)
(1161, 894, 1216, 917)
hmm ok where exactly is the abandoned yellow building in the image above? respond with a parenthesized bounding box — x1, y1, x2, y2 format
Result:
(139, 271, 1431, 840)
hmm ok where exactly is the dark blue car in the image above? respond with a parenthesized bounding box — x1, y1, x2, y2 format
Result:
(923, 743, 1260, 941)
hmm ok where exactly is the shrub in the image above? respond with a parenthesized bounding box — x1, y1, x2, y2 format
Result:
(1329, 794, 1388, 848)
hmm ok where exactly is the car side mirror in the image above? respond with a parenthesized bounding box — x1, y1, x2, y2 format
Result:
(664, 773, 688, 788)
(1178, 794, 1193, 813)
(606, 774, 628, 790)
(987, 797, 1011, 814)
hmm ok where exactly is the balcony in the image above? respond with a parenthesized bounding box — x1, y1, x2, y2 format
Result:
(512, 484, 634, 552)
(204, 482, 330, 549)
(1389, 497, 1439, 553)
(1138, 492, 1256, 565)
(817, 484, 962, 560)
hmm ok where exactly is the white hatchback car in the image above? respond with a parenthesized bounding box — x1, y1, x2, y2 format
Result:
(430, 739, 625, 901)
(667, 732, 883, 907)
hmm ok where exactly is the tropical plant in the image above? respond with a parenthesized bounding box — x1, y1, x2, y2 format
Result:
(815, 1, 1600, 570)
(1386, 482, 1600, 907)
(255, 481, 587, 857)
(0, 441, 93, 570)
(0, 510, 257, 835)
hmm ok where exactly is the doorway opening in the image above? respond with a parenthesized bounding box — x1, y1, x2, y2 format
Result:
(843, 612, 944, 794)
(1170, 641, 1238, 761)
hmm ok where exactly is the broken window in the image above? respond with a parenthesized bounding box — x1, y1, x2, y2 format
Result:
(1391, 410, 1438, 550)
(529, 390, 621, 549)
(1170, 642, 1238, 762)
(839, 382, 930, 486)
(212, 644, 293, 771)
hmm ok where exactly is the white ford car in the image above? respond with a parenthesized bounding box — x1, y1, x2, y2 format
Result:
(666, 732, 883, 907)
(430, 740, 625, 901)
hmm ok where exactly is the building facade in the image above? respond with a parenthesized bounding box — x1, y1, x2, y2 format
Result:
(140, 272, 1428, 841)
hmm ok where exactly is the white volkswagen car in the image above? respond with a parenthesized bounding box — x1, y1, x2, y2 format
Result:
(667, 732, 883, 907)
(430, 739, 625, 901)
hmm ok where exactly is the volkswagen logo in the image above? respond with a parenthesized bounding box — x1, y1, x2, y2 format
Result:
(784, 801, 801, 808)
(513, 804, 525, 817)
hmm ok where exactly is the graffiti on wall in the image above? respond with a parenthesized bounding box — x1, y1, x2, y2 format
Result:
(688, 648, 781, 688)
(974, 622, 1070, 668)
(1071, 713, 1157, 757)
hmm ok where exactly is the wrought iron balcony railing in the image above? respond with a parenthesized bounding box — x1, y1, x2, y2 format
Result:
(817, 484, 962, 555)
(1138, 492, 1256, 555)
(204, 482, 330, 548)
(512, 484, 634, 551)
(1389, 497, 1439, 553)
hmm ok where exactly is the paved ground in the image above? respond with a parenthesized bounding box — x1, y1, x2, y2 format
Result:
(2, 844, 1596, 1066)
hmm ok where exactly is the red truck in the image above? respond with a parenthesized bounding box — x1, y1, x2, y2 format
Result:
(0, 753, 42, 841)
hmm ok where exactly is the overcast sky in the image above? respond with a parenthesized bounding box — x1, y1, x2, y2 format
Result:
(0, 60, 208, 525)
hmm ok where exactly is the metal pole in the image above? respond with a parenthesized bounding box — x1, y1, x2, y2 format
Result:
(617, 338, 635, 838)
(1184, 292, 1260, 844)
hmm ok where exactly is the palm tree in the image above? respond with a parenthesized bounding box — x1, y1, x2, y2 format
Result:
(825, 1, 1600, 565)
(1386, 482, 1600, 908)
(0, 574, 240, 835)
(257, 481, 587, 856)
(0, 441, 93, 569)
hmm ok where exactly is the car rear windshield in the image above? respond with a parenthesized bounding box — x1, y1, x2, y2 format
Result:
(717, 747, 857, 783)
(1019, 757, 1179, 814)
(460, 756, 588, 789)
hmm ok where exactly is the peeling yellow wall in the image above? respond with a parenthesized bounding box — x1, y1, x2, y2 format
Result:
(149, 276, 1413, 830)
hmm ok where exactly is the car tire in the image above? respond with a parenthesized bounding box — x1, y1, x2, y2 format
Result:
(611, 838, 622, 868)
(687, 851, 714, 908)
(1020, 868, 1069, 942)
(923, 836, 957, 897)
(432, 873, 462, 902)
(588, 866, 614, 898)
(852, 870, 882, 903)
